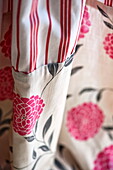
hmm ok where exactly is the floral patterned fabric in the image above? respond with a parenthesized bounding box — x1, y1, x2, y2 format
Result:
(0, 0, 113, 170)
(66, 102, 104, 140)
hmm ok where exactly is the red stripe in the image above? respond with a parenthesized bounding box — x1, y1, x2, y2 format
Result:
(61, 0, 67, 62)
(16, 0, 22, 70)
(106, 0, 107, 5)
(105, 0, 107, 5)
(32, 0, 38, 71)
(8, 0, 10, 12)
(71, 0, 83, 54)
(29, 1, 33, 72)
(33, 0, 39, 70)
(45, 0, 52, 64)
(110, 0, 112, 6)
(35, 1, 39, 69)
(107, 0, 109, 5)
(65, 0, 72, 60)
(33, 11, 36, 71)
(104, 0, 106, 5)
(57, 0, 64, 63)
(29, 0, 37, 72)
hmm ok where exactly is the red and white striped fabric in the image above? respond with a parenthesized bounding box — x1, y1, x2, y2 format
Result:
(11, 0, 85, 73)
(98, 0, 113, 6)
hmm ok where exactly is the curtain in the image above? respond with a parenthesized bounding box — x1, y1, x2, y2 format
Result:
(0, 0, 113, 170)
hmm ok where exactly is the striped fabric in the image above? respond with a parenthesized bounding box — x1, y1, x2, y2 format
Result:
(104, 0, 113, 6)
(98, 0, 113, 6)
(10, 0, 85, 73)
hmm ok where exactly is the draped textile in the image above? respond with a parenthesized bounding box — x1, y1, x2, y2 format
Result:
(98, 0, 113, 6)
(0, 0, 113, 170)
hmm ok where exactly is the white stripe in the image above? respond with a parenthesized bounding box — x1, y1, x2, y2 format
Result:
(36, 0, 49, 67)
(68, 0, 85, 57)
(34, 4, 38, 69)
(17, 0, 32, 72)
(97, 0, 104, 3)
(47, 0, 61, 63)
(11, 1, 18, 69)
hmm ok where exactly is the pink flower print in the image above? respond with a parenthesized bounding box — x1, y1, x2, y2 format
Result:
(66, 102, 104, 140)
(0, 25, 11, 59)
(78, 6, 91, 40)
(0, 67, 14, 100)
(103, 33, 113, 59)
(13, 94, 45, 136)
(93, 145, 113, 170)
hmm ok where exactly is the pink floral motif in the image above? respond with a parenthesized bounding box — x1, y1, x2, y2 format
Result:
(0, 25, 11, 59)
(66, 102, 104, 140)
(103, 33, 113, 59)
(13, 94, 45, 136)
(0, 67, 14, 100)
(78, 6, 91, 40)
(93, 145, 113, 170)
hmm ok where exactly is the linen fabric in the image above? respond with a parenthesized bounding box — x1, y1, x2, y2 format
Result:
(0, 0, 113, 170)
